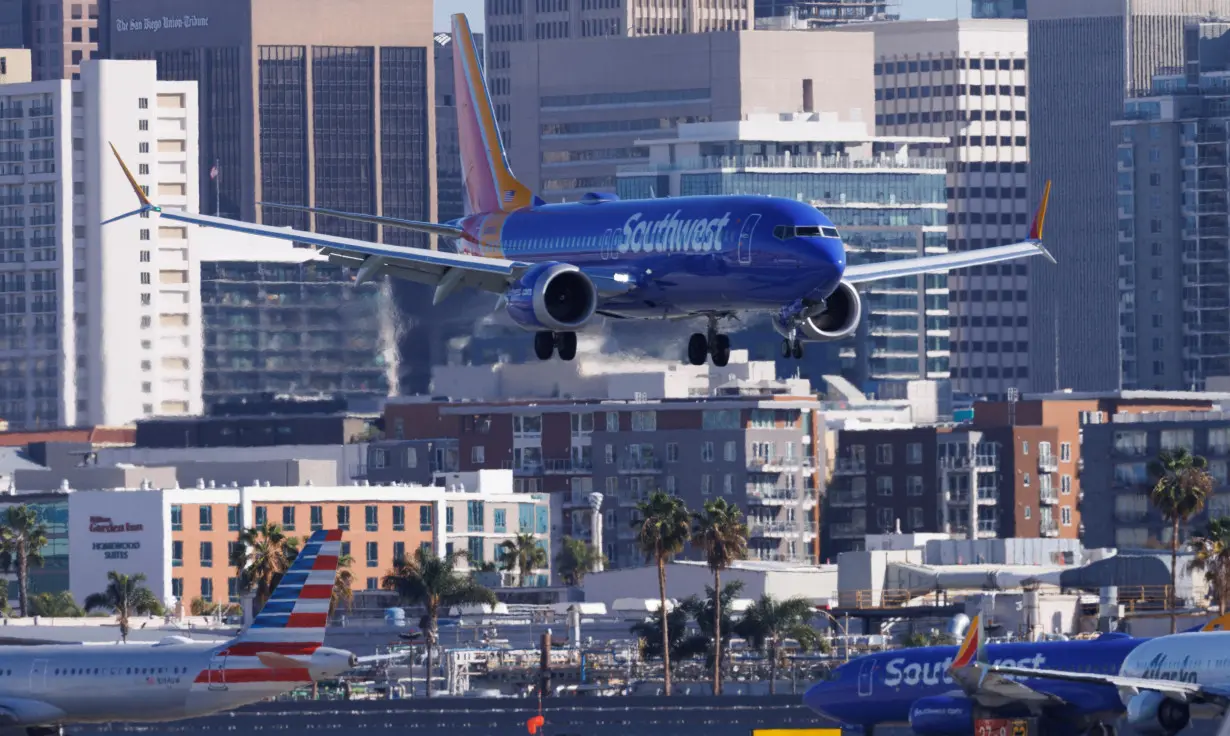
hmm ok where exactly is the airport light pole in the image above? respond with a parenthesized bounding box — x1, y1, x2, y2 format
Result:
(816, 609, 851, 663)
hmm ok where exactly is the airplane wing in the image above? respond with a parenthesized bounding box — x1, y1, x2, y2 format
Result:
(102, 144, 523, 305)
(988, 663, 1230, 707)
(842, 181, 1054, 285)
(257, 202, 463, 238)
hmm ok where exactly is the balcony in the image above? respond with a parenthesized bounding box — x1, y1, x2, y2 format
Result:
(828, 489, 867, 507)
(746, 487, 815, 504)
(748, 520, 817, 537)
(1039, 488, 1059, 505)
(565, 491, 598, 508)
(939, 455, 998, 472)
(501, 461, 544, 476)
(544, 457, 593, 475)
(832, 458, 867, 475)
(1038, 454, 1059, 473)
(617, 458, 663, 474)
(1041, 520, 1060, 537)
(831, 521, 866, 539)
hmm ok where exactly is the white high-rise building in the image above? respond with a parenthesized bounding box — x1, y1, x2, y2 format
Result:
(0, 58, 201, 429)
(838, 19, 1029, 400)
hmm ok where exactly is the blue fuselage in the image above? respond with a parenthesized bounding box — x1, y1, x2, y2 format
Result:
(455, 194, 847, 317)
(804, 636, 1146, 729)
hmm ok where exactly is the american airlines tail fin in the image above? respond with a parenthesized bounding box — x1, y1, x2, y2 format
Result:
(451, 13, 535, 214)
(222, 529, 342, 658)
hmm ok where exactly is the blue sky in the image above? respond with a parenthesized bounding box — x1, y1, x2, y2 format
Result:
(433, 0, 970, 32)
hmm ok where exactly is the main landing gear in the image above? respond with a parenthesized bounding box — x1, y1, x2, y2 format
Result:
(780, 336, 804, 360)
(687, 316, 732, 367)
(1084, 722, 1117, 736)
(534, 331, 577, 361)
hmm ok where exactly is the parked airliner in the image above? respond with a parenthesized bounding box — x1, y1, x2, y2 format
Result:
(804, 614, 1230, 736)
(0, 530, 392, 736)
(990, 626, 1230, 736)
(102, 12, 1056, 368)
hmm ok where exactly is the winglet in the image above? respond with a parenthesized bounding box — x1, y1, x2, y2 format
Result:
(1028, 179, 1051, 241)
(108, 142, 154, 209)
(951, 614, 983, 670)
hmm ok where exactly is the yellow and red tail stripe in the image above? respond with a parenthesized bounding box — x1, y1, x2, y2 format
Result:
(951, 614, 982, 669)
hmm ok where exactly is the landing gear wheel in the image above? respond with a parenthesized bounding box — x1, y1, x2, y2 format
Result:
(533, 332, 555, 361)
(792, 340, 804, 360)
(556, 331, 577, 361)
(711, 334, 731, 367)
(687, 333, 709, 366)
(780, 338, 792, 359)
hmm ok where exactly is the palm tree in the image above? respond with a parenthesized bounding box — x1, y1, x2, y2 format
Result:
(735, 594, 825, 694)
(498, 533, 549, 586)
(1190, 517, 1230, 616)
(679, 580, 746, 665)
(382, 548, 497, 697)
(690, 498, 748, 695)
(331, 553, 355, 616)
(633, 490, 691, 696)
(29, 591, 82, 618)
(83, 571, 162, 643)
(0, 505, 48, 617)
(629, 605, 708, 665)
(555, 536, 606, 586)
(1149, 448, 1215, 633)
(231, 521, 293, 616)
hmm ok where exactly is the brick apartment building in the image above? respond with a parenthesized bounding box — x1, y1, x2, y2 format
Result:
(824, 390, 1230, 558)
(380, 395, 825, 567)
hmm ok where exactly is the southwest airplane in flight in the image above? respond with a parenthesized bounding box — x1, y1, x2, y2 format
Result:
(0, 530, 392, 736)
(103, 13, 1056, 368)
(804, 614, 1230, 736)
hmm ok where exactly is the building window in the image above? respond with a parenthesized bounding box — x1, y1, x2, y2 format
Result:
(393, 541, 406, 565)
(281, 506, 294, 531)
(724, 441, 737, 462)
(199, 541, 212, 567)
(1060, 443, 1071, 462)
(310, 505, 323, 531)
(228, 577, 239, 603)
(227, 505, 239, 531)
(170, 504, 182, 531)
(200, 578, 213, 602)
(906, 443, 923, 464)
(876, 444, 893, 464)
(366, 541, 378, 567)
(667, 443, 679, 462)
(171, 578, 183, 598)
(138, 97, 148, 109)
(337, 506, 350, 531)
(468, 537, 483, 563)
(467, 501, 485, 532)
(1023, 473, 1031, 486)
(701, 442, 714, 462)
(419, 505, 432, 531)
(138, 119, 148, 131)
(907, 476, 924, 496)
(392, 505, 405, 531)
(494, 508, 507, 533)
(471, 446, 485, 464)
(631, 411, 656, 431)
(140, 272, 150, 284)
(365, 505, 378, 532)
(1061, 506, 1073, 526)
(254, 506, 267, 527)
(199, 506, 212, 531)
(446, 506, 454, 532)
(701, 475, 712, 495)
(606, 412, 619, 431)
(139, 250, 150, 262)
(171, 541, 182, 567)
(1021, 440, 1029, 455)
(877, 477, 893, 496)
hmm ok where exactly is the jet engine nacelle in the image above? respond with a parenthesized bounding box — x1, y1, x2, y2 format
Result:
(504, 262, 598, 332)
(774, 281, 861, 342)
(1125, 691, 1191, 736)
(308, 646, 361, 681)
(907, 695, 975, 736)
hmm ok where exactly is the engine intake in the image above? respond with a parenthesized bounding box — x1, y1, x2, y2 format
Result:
(504, 262, 598, 332)
(796, 281, 862, 342)
(1126, 692, 1191, 735)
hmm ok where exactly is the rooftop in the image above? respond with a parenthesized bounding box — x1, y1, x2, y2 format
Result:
(1023, 390, 1230, 402)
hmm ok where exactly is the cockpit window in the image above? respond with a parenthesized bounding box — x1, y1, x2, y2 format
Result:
(775, 225, 842, 240)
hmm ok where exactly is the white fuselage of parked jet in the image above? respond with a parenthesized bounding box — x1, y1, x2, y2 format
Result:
(0, 638, 356, 728)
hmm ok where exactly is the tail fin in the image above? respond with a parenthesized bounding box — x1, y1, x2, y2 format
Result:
(951, 614, 985, 670)
(222, 529, 342, 656)
(1202, 612, 1230, 632)
(1028, 179, 1052, 241)
(451, 13, 534, 214)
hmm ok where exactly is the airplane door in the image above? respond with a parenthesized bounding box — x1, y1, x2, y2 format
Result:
(737, 214, 761, 265)
(28, 659, 47, 693)
(207, 654, 228, 692)
(857, 659, 875, 697)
